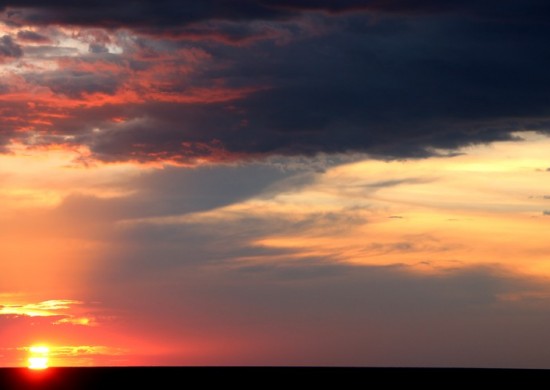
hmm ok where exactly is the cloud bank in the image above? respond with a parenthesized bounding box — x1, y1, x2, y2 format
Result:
(0, 1, 548, 163)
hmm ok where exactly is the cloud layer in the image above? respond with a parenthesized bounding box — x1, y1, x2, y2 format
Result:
(1, 126, 550, 365)
(0, 1, 548, 163)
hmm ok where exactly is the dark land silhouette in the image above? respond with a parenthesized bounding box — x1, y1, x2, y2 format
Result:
(0, 367, 548, 389)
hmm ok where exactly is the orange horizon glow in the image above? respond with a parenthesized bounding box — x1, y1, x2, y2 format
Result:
(1, 132, 550, 367)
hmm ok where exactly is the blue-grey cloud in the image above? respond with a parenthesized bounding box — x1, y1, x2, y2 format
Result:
(25, 70, 122, 98)
(0, 34, 21, 59)
(16, 29, 50, 43)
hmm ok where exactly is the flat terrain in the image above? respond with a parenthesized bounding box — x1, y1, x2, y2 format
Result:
(1, 367, 549, 389)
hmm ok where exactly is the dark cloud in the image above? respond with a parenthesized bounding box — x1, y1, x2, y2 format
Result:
(0, 0, 369, 29)
(88, 42, 109, 53)
(79, 7, 550, 162)
(25, 70, 122, 98)
(16, 29, 51, 43)
(0, 34, 22, 59)
(1, 1, 549, 28)
(1, 1, 550, 162)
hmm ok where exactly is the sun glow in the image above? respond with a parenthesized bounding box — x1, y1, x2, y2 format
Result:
(28, 346, 49, 370)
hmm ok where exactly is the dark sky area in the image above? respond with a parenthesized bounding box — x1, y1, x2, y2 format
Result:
(0, 0, 549, 162)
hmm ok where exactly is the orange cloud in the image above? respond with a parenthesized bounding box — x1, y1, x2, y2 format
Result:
(0, 300, 96, 326)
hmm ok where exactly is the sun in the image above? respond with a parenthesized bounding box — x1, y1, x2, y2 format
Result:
(28, 346, 50, 370)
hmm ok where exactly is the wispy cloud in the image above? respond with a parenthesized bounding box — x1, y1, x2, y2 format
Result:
(0, 299, 96, 326)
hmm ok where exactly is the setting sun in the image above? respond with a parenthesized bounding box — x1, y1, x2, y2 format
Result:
(28, 346, 50, 370)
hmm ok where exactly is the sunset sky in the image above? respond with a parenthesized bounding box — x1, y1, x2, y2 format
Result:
(1, 0, 550, 368)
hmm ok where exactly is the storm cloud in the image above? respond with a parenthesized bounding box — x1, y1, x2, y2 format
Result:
(0, 1, 549, 163)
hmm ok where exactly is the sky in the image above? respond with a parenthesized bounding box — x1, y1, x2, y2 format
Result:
(1, 0, 550, 368)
